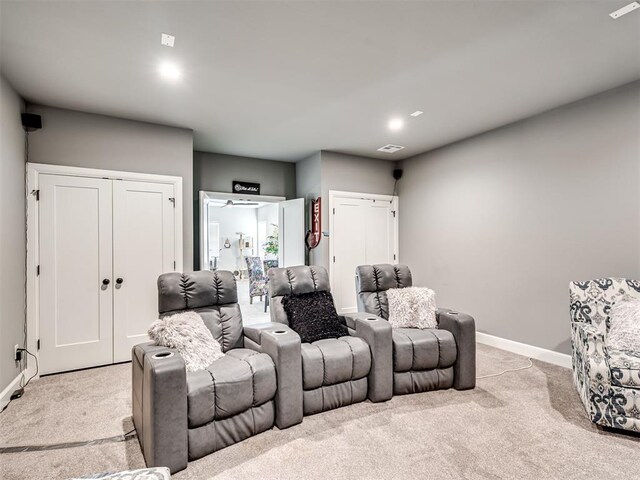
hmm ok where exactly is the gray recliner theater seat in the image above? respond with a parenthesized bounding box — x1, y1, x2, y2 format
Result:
(355, 264, 476, 394)
(132, 270, 299, 474)
(259, 265, 393, 416)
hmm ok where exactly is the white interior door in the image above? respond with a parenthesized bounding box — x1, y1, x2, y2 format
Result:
(332, 198, 368, 314)
(278, 198, 305, 267)
(331, 194, 398, 314)
(113, 181, 176, 362)
(39, 174, 114, 374)
(366, 200, 396, 264)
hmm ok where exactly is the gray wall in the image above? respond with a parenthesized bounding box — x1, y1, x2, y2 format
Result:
(309, 151, 396, 270)
(321, 151, 396, 200)
(193, 151, 296, 268)
(296, 152, 322, 266)
(26, 105, 194, 270)
(399, 81, 640, 354)
(0, 76, 25, 395)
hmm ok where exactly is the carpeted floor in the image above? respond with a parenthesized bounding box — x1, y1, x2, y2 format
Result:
(0, 344, 637, 479)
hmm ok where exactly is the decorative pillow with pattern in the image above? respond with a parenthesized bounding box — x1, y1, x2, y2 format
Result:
(608, 298, 640, 352)
(282, 291, 348, 343)
(387, 287, 437, 329)
(148, 311, 224, 372)
(70, 467, 171, 480)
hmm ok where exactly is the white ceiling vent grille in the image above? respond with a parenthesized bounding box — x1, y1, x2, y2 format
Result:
(377, 144, 405, 153)
(161, 33, 175, 47)
(610, 2, 639, 19)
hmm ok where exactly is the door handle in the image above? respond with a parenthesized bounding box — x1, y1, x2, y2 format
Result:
(116, 278, 124, 285)
(102, 279, 110, 286)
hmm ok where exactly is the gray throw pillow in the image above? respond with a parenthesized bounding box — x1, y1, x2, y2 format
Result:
(387, 287, 437, 329)
(148, 311, 224, 371)
(608, 298, 640, 352)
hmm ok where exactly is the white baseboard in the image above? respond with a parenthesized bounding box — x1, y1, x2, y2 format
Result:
(0, 371, 24, 411)
(476, 332, 571, 369)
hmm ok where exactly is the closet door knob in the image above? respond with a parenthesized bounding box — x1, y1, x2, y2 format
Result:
(116, 278, 124, 285)
(102, 279, 110, 286)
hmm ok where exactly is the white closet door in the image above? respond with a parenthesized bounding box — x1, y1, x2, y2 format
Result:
(332, 198, 368, 314)
(278, 198, 305, 267)
(366, 201, 396, 265)
(331, 195, 398, 314)
(39, 174, 114, 374)
(112, 181, 176, 362)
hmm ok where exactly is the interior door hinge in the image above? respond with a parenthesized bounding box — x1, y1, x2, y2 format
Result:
(36, 265, 40, 276)
(32, 189, 40, 201)
(392, 210, 396, 218)
(37, 339, 40, 351)
(394, 254, 397, 261)
(333, 256, 336, 263)
(169, 197, 175, 207)
(332, 208, 335, 214)
(173, 261, 176, 270)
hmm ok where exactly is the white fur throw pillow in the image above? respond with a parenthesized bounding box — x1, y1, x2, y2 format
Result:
(148, 311, 224, 372)
(387, 287, 437, 329)
(608, 298, 640, 352)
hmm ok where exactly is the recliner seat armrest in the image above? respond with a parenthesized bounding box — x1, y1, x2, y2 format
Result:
(342, 312, 393, 402)
(132, 343, 188, 474)
(243, 323, 303, 429)
(437, 309, 476, 390)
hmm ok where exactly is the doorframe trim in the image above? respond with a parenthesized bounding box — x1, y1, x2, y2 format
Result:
(199, 191, 286, 270)
(26, 163, 184, 380)
(201, 190, 286, 204)
(328, 190, 399, 313)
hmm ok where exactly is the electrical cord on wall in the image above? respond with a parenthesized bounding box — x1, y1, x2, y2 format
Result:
(19, 348, 38, 389)
(1, 349, 38, 414)
(476, 358, 534, 379)
(22, 131, 30, 379)
(2, 132, 34, 416)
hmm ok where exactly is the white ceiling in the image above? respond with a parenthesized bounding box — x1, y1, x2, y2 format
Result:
(1, 1, 639, 161)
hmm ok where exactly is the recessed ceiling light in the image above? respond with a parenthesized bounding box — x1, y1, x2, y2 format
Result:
(610, 2, 639, 19)
(377, 144, 405, 153)
(410, 110, 423, 117)
(388, 118, 404, 131)
(161, 33, 175, 47)
(158, 61, 182, 81)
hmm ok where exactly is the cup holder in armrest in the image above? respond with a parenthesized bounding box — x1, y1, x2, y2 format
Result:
(365, 317, 379, 321)
(272, 330, 288, 335)
(151, 351, 174, 359)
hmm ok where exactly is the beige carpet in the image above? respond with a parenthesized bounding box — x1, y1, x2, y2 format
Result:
(1, 345, 637, 479)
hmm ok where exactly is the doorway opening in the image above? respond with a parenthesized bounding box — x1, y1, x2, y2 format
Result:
(200, 191, 304, 325)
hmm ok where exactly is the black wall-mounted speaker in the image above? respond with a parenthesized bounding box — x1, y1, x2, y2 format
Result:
(393, 169, 403, 180)
(21, 113, 42, 132)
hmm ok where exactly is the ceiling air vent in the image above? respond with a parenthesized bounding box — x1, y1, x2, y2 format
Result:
(377, 144, 405, 153)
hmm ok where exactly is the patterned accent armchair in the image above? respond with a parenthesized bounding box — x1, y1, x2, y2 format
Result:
(263, 259, 278, 275)
(262, 260, 279, 312)
(245, 256, 267, 304)
(570, 278, 640, 432)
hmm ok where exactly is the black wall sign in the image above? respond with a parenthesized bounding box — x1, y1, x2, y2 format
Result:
(233, 181, 260, 195)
